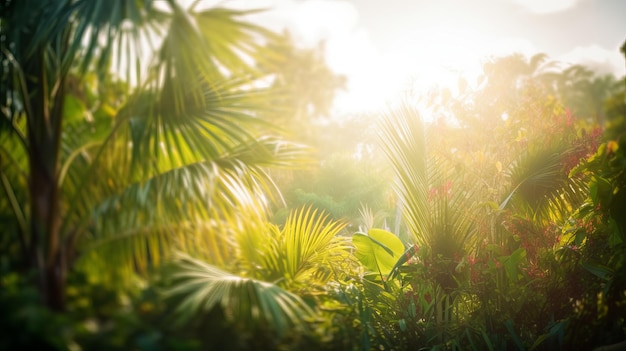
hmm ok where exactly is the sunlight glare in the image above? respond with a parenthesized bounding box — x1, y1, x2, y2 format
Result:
(330, 25, 491, 115)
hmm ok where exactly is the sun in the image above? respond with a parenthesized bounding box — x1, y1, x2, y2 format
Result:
(276, 1, 540, 116)
(329, 24, 490, 115)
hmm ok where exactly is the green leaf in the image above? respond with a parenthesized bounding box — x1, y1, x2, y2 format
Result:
(398, 318, 407, 332)
(352, 228, 405, 276)
(574, 230, 586, 246)
(387, 244, 418, 280)
(581, 262, 613, 281)
(481, 330, 495, 351)
(505, 319, 525, 351)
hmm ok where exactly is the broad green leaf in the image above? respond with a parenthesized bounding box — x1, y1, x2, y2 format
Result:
(352, 228, 405, 275)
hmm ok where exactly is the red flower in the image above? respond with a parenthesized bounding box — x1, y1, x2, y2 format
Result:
(565, 109, 573, 126)
(471, 270, 480, 284)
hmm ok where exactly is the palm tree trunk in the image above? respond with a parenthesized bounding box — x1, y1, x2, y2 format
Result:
(29, 161, 66, 311)
(26, 49, 67, 312)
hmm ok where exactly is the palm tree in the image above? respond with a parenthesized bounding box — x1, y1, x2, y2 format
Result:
(1, 0, 309, 314)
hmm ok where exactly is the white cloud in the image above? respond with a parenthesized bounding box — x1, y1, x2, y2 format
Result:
(509, 0, 582, 14)
(559, 44, 625, 76)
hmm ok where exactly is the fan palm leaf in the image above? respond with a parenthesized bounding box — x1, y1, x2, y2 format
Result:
(65, 135, 310, 281)
(164, 253, 314, 335)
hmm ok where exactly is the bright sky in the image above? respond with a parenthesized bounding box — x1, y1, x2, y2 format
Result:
(219, 0, 626, 114)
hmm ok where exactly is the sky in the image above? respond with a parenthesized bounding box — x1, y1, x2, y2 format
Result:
(216, 0, 626, 114)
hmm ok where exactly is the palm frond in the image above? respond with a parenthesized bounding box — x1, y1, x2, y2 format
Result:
(113, 77, 290, 177)
(5, 0, 158, 80)
(78, 136, 309, 221)
(379, 104, 429, 243)
(60, 75, 312, 234)
(379, 103, 479, 259)
(148, 5, 275, 117)
(274, 206, 350, 287)
(192, 7, 275, 76)
(71, 135, 309, 261)
(76, 158, 275, 275)
(164, 253, 314, 335)
(234, 206, 351, 291)
(501, 146, 589, 222)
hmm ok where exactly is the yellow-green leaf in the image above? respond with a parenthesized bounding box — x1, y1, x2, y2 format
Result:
(352, 228, 405, 275)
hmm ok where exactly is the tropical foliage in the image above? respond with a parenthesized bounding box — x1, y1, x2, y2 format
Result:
(1, 0, 625, 350)
(1, 0, 310, 325)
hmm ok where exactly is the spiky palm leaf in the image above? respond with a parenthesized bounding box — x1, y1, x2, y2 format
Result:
(379, 104, 429, 242)
(258, 206, 352, 290)
(379, 104, 478, 253)
(379, 104, 479, 291)
(501, 145, 589, 224)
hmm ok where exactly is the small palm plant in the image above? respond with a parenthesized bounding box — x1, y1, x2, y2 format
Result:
(378, 104, 479, 293)
(164, 206, 355, 336)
